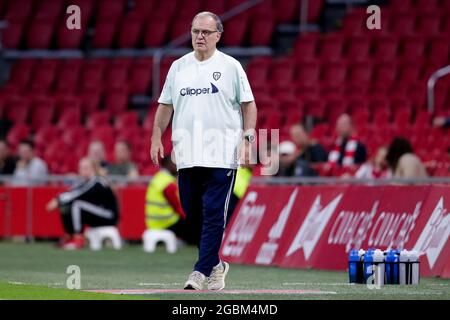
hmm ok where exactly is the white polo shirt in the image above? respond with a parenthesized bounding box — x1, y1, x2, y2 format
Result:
(158, 49, 254, 170)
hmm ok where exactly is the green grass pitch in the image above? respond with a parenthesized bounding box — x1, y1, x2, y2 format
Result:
(0, 242, 448, 300)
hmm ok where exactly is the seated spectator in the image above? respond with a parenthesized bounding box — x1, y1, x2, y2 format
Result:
(87, 140, 109, 176)
(11, 139, 48, 186)
(145, 156, 189, 243)
(290, 124, 328, 163)
(108, 141, 139, 178)
(355, 146, 392, 179)
(276, 141, 298, 177)
(433, 116, 450, 129)
(0, 139, 17, 175)
(328, 114, 367, 167)
(386, 137, 428, 178)
(46, 158, 119, 250)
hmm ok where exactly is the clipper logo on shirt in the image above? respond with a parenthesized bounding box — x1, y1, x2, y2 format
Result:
(180, 83, 219, 96)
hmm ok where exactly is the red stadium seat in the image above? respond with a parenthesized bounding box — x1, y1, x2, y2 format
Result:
(55, 63, 82, 94)
(416, 13, 442, 36)
(8, 59, 35, 90)
(26, 17, 55, 49)
(274, 0, 299, 23)
(6, 124, 31, 147)
(416, 0, 440, 14)
(79, 89, 102, 114)
(397, 62, 422, 85)
(373, 62, 398, 86)
(178, 0, 202, 19)
(348, 62, 373, 85)
(104, 63, 129, 90)
(428, 36, 450, 65)
(203, 0, 226, 15)
(31, 97, 57, 129)
(131, 0, 155, 18)
(246, 57, 271, 87)
(345, 37, 371, 62)
(117, 13, 145, 48)
(297, 61, 320, 83)
(307, 0, 324, 23)
(61, 126, 88, 145)
(304, 98, 326, 120)
(104, 89, 129, 113)
(389, 13, 416, 36)
(56, 20, 84, 49)
(4, 0, 33, 21)
(6, 97, 30, 123)
(34, 126, 60, 151)
(129, 58, 153, 94)
(56, 95, 82, 114)
(340, 9, 367, 35)
(400, 36, 426, 63)
(222, 17, 248, 46)
(93, 18, 120, 49)
(143, 17, 169, 47)
(29, 59, 59, 94)
(270, 58, 296, 87)
(114, 111, 139, 130)
(86, 111, 111, 130)
(373, 36, 398, 62)
(293, 33, 319, 62)
(97, 0, 125, 20)
(2, 19, 25, 49)
(57, 106, 82, 128)
(169, 17, 191, 45)
(249, 14, 275, 46)
(35, 0, 64, 22)
(321, 62, 347, 85)
(80, 60, 105, 92)
(319, 34, 344, 62)
(90, 125, 116, 149)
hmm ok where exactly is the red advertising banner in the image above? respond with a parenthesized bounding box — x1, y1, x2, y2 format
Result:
(32, 187, 66, 238)
(220, 185, 298, 264)
(410, 185, 450, 276)
(272, 185, 347, 269)
(312, 185, 431, 270)
(222, 184, 449, 278)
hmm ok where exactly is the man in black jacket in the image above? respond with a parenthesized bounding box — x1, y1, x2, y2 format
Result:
(47, 157, 119, 250)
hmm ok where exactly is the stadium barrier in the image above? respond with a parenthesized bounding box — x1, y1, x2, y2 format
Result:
(220, 184, 450, 279)
(0, 176, 448, 278)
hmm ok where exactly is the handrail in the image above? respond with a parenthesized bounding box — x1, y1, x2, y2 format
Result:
(1, 174, 450, 186)
(427, 64, 450, 114)
(151, 0, 264, 99)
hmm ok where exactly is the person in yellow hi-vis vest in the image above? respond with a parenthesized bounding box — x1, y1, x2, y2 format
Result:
(145, 156, 186, 240)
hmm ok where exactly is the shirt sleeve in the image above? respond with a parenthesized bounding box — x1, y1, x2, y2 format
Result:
(235, 62, 254, 104)
(158, 62, 176, 105)
(162, 182, 186, 219)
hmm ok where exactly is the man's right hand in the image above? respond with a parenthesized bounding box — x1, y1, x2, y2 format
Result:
(150, 139, 164, 166)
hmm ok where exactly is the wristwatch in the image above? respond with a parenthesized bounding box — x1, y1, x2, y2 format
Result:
(244, 132, 256, 143)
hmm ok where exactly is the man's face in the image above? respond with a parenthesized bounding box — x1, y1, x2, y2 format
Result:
(114, 142, 130, 163)
(336, 116, 352, 138)
(78, 159, 95, 179)
(18, 144, 33, 161)
(191, 16, 221, 53)
(290, 125, 309, 147)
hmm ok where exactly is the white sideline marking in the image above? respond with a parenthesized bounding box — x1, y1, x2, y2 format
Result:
(86, 289, 338, 295)
(138, 282, 181, 286)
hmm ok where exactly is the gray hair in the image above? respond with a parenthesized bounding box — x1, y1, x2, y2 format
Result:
(192, 11, 224, 33)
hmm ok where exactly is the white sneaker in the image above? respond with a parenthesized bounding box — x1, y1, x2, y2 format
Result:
(184, 271, 206, 290)
(207, 261, 229, 291)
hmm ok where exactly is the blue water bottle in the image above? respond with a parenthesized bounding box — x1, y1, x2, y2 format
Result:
(348, 249, 360, 283)
(385, 249, 399, 284)
(363, 249, 375, 283)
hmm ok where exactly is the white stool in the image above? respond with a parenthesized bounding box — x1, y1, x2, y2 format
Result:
(142, 229, 177, 253)
(85, 226, 122, 251)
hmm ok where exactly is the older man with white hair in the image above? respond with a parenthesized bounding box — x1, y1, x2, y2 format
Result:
(150, 11, 257, 291)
